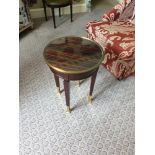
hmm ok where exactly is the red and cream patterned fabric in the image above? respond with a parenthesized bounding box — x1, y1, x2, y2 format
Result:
(86, 0, 135, 79)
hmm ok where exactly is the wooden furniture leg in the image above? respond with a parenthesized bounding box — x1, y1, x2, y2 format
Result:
(53, 74, 60, 94)
(59, 8, 61, 17)
(51, 8, 56, 28)
(70, 3, 73, 22)
(64, 80, 71, 112)
(42, 0, 48, 21)
(88, 68, 99, 103)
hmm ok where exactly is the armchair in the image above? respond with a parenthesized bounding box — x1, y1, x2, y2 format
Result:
(86, 0, 135, 80)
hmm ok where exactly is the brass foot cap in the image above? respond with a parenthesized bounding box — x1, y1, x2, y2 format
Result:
(66, 106, 71, 113)
(88, 95, 93, 104)
(57, 87, 61, 95)
(76, 80, 80, 87)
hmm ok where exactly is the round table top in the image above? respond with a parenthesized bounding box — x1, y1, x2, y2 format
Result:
(46, 0, 71, 6)
(43, 36, 104, 74)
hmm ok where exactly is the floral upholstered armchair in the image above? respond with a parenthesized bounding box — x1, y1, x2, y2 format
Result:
(86, 0, 135, 79)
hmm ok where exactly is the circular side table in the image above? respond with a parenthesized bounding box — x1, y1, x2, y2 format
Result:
(42, 0, 73, 28)
(43, 36, 104, 112)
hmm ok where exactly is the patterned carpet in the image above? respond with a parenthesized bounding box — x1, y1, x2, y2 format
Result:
(19, 9, 135, 155)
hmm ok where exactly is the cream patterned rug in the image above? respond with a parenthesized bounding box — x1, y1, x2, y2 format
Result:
(20, 9, 135, 155)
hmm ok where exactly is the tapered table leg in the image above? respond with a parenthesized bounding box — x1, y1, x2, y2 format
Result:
(53, 74, 61, 95)
(64, 80, 71, 113)
(51, 8, 56, 28)
(88, 68, 99, 104)
(59, 8, 61, 17)
(70, 3, 73, 22)
(42, 0, 48, 21)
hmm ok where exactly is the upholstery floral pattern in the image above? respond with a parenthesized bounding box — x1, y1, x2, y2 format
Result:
(86, 0, 135, 79)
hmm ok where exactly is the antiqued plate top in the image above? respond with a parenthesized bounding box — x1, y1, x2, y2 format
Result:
(43, 36, 104, 74)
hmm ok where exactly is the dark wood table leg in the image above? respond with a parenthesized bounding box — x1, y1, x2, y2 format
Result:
(59, 8, 61, 17)
(42, 0, 48, 21)
(70, 3, 73, 22)
(51, 8, 56, 28)
(53, 74, 61, 95)
(64, 80, 71, 113)
(88, 68, 99, 103)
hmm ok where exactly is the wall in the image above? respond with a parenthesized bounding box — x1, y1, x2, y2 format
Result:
(30, 0, 85, 9)
(30, 0, 42, 9)
(30, 0, 122, 9)
(30, 0, 86, 18)
(30, 0, 122, 18)
(104, 0, 122, 5)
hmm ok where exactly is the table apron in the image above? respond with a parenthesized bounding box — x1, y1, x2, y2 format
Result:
(49, 67, 99, 81)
